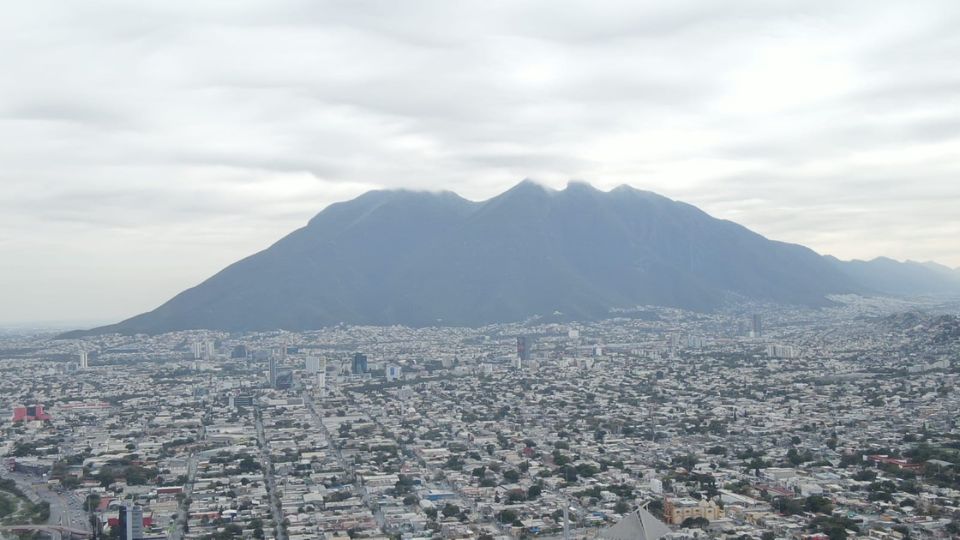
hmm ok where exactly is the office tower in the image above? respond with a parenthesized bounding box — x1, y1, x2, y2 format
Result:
(516, 336, 531, 362)
(269, 356, 278, 387)
(274, 369, 293, 390)
(317, 370, 327, 397)
(352, 353, 368, 375)
(751, 314, 763, 338)
(192, 342, 204, 360)
(230, 394, 254, 409)
(118, 505, 128, 540)
(124, 504, 143, 540)
(306, 356, 322, 374)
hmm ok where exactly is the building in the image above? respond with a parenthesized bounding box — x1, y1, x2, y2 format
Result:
(352, 353, 368, 375)
(127, 504, 144, 540)
(274, 369, 293, 390)
(316, 370, 327, 396)
(751, 314, 763, 338)
(11, 405, 51, 422)
(516, 336, 531, 362)
(767, 344, 801, 358)
(119, 504, 144, 540)
(306, 356, 322, 374)
(386, 364, 401, 382)
(269, 357, 278, 387)
(663, 497, 724, 525)
(78, 350, 89, 369)
(229, 394, 255, 409)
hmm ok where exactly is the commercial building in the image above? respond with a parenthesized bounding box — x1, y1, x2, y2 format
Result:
(751, 314, 763, 338)
(352, 353, 368, 375)
(386, 364, 401, 382)
(11, 404, 51, 422)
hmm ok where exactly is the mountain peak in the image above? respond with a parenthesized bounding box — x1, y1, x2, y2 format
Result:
(564, 180, 601, 192)
(61, 180, 960, 336)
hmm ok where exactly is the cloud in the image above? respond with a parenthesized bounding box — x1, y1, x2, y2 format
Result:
(1, 0, 959, 324)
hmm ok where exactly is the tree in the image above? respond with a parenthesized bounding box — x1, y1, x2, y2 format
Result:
(497, 509, 518, 524)
(502, 469, 520, 483)
(238, 457, 260, 473)
(774, 497, 804, 516)
(805, 495, 834, 514)
(575, 463, 599, 477)
(441, 504, 460, 518)
(614, 500, 630, 514)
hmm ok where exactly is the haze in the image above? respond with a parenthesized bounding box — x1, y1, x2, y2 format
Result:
(1, 0, 959, 325)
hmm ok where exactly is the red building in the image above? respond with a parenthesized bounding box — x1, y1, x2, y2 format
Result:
(11, 405, 51, 422)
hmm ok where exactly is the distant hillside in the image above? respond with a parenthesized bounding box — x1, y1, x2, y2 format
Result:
(62, 181, 960, 336)
(827, 256, 960, 297)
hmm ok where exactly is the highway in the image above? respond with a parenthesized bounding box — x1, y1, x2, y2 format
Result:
(169, 454, 198, 540)
(0, 470, 89, 534)
(254, 408, 287, 540)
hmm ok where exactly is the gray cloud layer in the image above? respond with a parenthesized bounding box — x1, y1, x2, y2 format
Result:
(1, 0, 959, 325)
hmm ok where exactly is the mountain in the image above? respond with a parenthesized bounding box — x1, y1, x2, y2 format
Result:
(826, 256, 960, 297)
(62, 181, 960, 336)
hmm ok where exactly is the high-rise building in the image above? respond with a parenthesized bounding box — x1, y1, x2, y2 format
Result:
(516, 336, 531, 362)
(78, 350, 89, 369)
(352, 353, 368, 375)
(118, 504, 127, 540)
(192, 340, 215, 359)
(229, 393, 255, 409)
(274, 369, 293, 389)
(317, 370, 327, 397)
(119, 504, 144, 540)
(751, 314, 763, 338)
(268, 357, 278, 387)
(129, 505, 143, 540)
(306, 357, 322, 374)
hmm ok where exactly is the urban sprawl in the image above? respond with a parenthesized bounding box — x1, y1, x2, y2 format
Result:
(1, 297, 959, 540)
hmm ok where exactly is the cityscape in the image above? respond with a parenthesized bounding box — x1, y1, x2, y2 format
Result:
(2, 296, 958, 540)
(3, 2, 960, 540)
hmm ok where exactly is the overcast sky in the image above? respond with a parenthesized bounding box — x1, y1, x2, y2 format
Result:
(2, 1, 959, 326)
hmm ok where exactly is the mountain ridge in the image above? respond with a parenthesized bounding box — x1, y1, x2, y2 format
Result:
(61, 181, 960, 336)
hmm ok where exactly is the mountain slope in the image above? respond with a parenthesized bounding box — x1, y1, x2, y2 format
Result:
(827, 256, 960, 297)
(62, 181, 957, 335)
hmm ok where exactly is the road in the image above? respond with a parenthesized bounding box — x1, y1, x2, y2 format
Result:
(0, 470, 88, 534)
(169, 454, 198, 540)
(254, 408, 287, 540)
